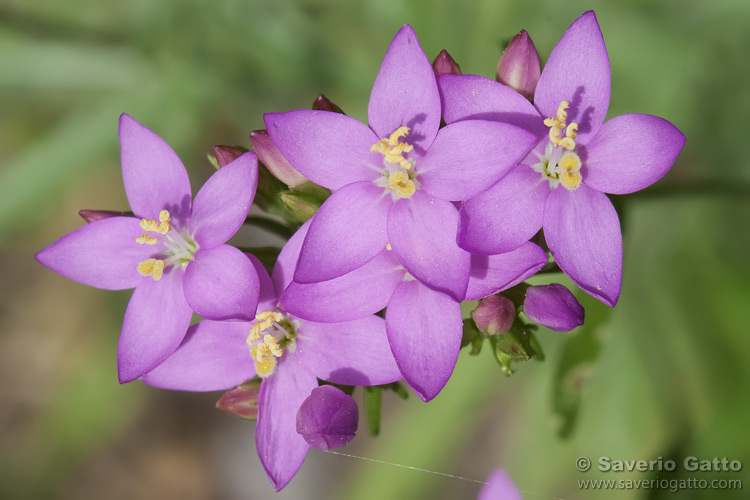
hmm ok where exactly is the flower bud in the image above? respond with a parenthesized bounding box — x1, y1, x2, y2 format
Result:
(249, 129, 309, 187)
(296, 385, 358, 450)
(213, 145, 246, 168)
(496, 30, 541, 101)
(523, 284, 584, 332)
(78, 210, 128, 223)
(312, 94, 345, 114)
(280, 190, 324, 223)
(432, 49, 462, 77)
(472, 295, 515, 336)
(216, 381, 261, 420)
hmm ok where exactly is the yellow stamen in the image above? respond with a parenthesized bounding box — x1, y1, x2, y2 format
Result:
(387, 171, 416, 199)
(559, 152, 582, 173)
(544, 101, 579, 150)
(386, 242, 392, 251)
(137, 258, 165, 280)
(559, 137, 576, 150)
(556, 101, 569, 123)
(247, 321, 285, 378)
(559, 170, 582, 190)
(136, 234, 158, 245)
(565, 122, 578, 140)
(371, 127, 414, 170)
(253, 357, 277, 378)
(140, 210, 171, 235)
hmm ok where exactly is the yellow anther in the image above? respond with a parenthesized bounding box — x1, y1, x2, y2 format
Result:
(556, 101, 569, 123)
(548, 126, 563, 146)
(264, 334, 283, 357)
(248, 310, 284, 340)
(545, 102, 579, 151)
(140, 209, 171, 235)
(387, 171, 416, 199)
(136, 234, 158, 245)
(159, 210, 171, 223)
(248, 330, 284, 378)
(559, 137, 576, 150)
(386, 242, 392, 251)
(371, 127, 414, 170)
(254, 357, 277, 378)
(565, 122, 578, 140)
(559, 152, 582, 173)
(137, 258, 165, 281)
(559, 169, 582, 190)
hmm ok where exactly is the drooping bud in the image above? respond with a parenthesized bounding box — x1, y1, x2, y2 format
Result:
(213, 145, 247, 168)
(523, 284, 584, 332)
(79, 210, 128, 223)
(432, 49, 462, 77)
(312, 94, 345, 114)
(496, 30, 541, 101)
(216, 381, 261, 420)
(471, 295, 515, 336)
(249, 129, 309, 187)
(296, 385, 358, 450)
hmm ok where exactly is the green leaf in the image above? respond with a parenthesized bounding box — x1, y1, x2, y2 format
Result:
(364, 386, 382, 437)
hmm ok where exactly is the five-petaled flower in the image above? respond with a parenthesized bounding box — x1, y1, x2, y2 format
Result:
(36, 114, 261, 382)
(439, 11, 686, 306)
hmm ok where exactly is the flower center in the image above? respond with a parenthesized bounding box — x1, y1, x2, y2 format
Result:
(246, 310, 298, 378)
(135, 210, 199, 281)
(371, 127, 419, 200)
(530, 101, 583, 191)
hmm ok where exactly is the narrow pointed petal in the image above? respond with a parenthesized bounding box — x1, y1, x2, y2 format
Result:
(35, 216, 153, 290)
(118, 270, 192, 383)
(141, 320, 255, 391)
(458, 166, 548, 254)
(248, 253, 278, 312)
(466, 242, 548, 301)
(281, 251, 404, 323)
(183, 245, 260, 321)
(249, 130, 309, 187)
(437, 74, 545, 136)
(534, 11, 610, 144)
(544, 184, 622, 306)
(256, 354, 318, 491)
(119, 114, 192, 223)
(294, 182, 390, 284)
(582, 114, 686, 194)
(388, 192, 470, 300)
(264, 111, 380, 191)
(368, 25, 441, 151)
(273, 219, 311, 297)
(296, 386, 358, 450)
(385, 281, 462, 401)
(189, 152, 258, 248)
(297, 316, 401, 386)
(418, 120, 537, 201)
(478, 469, 522, 500)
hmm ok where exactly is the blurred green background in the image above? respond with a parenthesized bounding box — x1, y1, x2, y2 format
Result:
(1, 0, 748, 498)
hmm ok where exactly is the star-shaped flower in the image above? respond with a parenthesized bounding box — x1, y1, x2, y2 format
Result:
(36, 114, 261, 382)
(439, 11, 686, 306)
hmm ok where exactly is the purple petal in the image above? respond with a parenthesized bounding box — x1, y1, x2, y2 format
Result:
(458, 166, 549, 254)
(296, 315, 401, 386)
(385, 281, 462, 401)
(388, 191, 470, 301)
(119, 114, 192, 223)
(256, 354, 318, 491)
(296, 386, 358, 450)
(183, 245, 260, 321)
(117, 269, 192, 383)
(524, 284, 585, 332)
(141, 320, 255, 391)
(534, 11, 610, 144)
(368, 25, 441, 152)
(466, 242, 548, 301)
(437, 74, 545, 136)
(264, 110, 380, 191)
(35, 216, 154, 290)
(582, 113, 686, 194)
(544, 184, 622, 306)
(189, 152, 258, 248)
(418, 120, 538, 201)
(248, 253, 278, 312)
(272, 219, 311, 297)
(280, 250, 404, 323)
(294, 182, 390, 284)
(478, 469, 522, 500)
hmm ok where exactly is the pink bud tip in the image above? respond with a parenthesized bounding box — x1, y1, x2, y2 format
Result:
(496, 30, 541, 101)
(78, 210, 127, 223)
(432, 49, 462, 77)
(216, 382, 261, 420)
(313, 94, 345, 114)
(472, 295, 515, 335)
(249, 129, 309, 187)
(213, 145, 246, 168)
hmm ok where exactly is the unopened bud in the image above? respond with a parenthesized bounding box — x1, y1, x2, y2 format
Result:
(296, 385, 358, 450)
(472, 295, 515, 336)
(79, 210, 128, 223)
(249, 130, 309, 187)
(523, 284, 584, 332)
(432, 49, 462, 77)
(213, 145, 247, 168)
(496, 30, 541, 101)
(216, 381, 261, 420)
(313, 94, 345, 114)
(280, 191, 324, 223)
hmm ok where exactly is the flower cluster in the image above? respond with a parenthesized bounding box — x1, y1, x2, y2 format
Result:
(36, 11, 684, 492)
